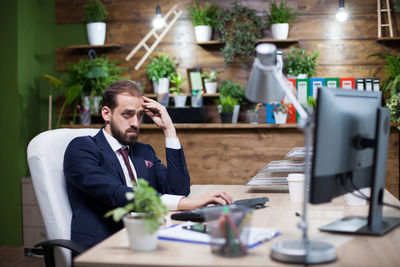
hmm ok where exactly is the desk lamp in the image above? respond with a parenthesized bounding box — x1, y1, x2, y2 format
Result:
(246, 43, 336, 264)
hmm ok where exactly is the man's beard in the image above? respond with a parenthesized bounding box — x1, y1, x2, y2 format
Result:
(110, 121, 139, 146)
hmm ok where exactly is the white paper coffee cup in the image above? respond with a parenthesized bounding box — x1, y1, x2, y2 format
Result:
(287, 173, 305, 202)
(345, 188, 370, 206)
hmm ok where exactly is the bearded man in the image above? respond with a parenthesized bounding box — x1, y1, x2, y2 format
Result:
(64, 80, 232, 248)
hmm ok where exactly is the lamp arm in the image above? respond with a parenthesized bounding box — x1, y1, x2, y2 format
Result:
(272, 69, 308, 120)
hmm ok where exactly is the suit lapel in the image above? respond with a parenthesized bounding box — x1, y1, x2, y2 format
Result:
(94, 129, 127, 186)
(130, 144, 146, 181)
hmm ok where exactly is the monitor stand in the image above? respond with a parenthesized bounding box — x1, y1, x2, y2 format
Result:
(319, 108, 400, 236)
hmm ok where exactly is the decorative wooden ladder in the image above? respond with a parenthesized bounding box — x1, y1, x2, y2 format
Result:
(125, 4, 183, 70)
(377, 0, 394, 37)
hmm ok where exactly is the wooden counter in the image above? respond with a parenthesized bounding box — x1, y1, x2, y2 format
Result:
(62, 123, 399, 198)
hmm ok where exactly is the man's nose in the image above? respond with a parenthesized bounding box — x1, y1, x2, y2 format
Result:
(129, 115, 140, 127)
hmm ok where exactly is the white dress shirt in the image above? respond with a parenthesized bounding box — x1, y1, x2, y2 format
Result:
(102, 129, 184, 210)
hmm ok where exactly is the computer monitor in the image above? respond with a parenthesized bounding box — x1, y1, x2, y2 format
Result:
(310, 87, 400, 235)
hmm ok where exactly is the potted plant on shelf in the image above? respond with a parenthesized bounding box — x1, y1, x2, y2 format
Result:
(284, 47, 320, 78)
(169, 72, 187, 108)
(187, 0, 219, 42)
(216, 2, 266, 66)
(218, 95, 238, 123)
(271, 99, 292, 124)
(84, 0, 108, 45)
(146, 52, 178, 95)
(105, 178, 168, 251)
(218, 80, 247, 123)
(58, 57, 125, 127)
(368, 52, 400, 123)
(267, 0, 299, 40)
(201, 69, 218, 94)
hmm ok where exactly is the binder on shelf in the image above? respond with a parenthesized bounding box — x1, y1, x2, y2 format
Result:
(355, 78, 365, 91)
(296, 79, 309, 105)
(340, 77, 355, 89)
(265, 103, 276, 124)
(365, 78, 373, 91)
(325, 78, 340, 88)
(373, 78, 380, 92)
(309, 78, 325, 98)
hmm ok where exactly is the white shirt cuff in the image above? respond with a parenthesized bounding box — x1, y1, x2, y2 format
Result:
(165, 137, 181, 149)
(161, 194, 184, 210)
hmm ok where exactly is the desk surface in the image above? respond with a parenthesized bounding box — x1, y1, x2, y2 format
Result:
(74, 185, 400, 267)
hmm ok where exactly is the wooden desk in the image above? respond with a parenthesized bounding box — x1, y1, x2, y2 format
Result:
(74, 185, 400, 267)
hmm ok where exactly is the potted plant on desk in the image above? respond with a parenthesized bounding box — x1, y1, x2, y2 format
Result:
(84, 0, 108, 45)
(169, 72, 187, 108)
(267, 0, 299, 40)
(218, 95, 238, 123)
(105, 178, 168, 251)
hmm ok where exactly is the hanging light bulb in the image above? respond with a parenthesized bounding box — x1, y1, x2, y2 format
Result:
(153, 6, 165, 29)
(336, 0, 348, 22)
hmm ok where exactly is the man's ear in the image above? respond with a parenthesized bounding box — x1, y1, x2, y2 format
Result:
(101, 106, 112, 123)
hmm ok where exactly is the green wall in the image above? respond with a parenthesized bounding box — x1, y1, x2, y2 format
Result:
(0, 0, 84, 246)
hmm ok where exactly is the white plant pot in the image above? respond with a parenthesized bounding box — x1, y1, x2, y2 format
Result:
(271, 23, 289, 40)
(217, 104, 240, 123)
(194, 25, 212, 42)
(204, 82, 218, 94)
(157, 78, 170, 94)
(86, 22, 106, 45)
(173, 95, 187, 108)
(123, 216, 158, 251)
(93, 96, 102, 113)
(274, 111, 288, 124)
(152, 81, 159, 94)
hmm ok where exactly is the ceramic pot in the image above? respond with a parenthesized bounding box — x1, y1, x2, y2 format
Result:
(194, 25, 212, 42)
(204, 82, 218, 94)
(220, 112, 233, 123)
(86, 22, 106, 45)
(271, 23, 289, 40)
(274, 111, 288, 124)
(123, 216, 158, 251)
(173, 95, 187, 108)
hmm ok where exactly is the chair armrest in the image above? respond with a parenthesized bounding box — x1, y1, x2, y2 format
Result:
(35, 239, 88, 267)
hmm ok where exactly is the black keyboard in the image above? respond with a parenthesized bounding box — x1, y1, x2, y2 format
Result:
(171, 197, 269, 222)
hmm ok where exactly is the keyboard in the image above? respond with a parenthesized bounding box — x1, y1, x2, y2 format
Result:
(170, 197, 269, 222)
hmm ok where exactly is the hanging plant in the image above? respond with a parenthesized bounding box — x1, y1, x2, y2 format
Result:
(216, 2, 266, 66)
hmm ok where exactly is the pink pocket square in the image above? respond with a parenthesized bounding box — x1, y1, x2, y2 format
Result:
(144, 160, 154, 168)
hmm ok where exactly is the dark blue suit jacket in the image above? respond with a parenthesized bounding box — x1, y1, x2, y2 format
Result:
(64, 129, 190, 247)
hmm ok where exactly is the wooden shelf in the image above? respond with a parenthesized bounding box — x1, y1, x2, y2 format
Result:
(195, 38, 298, 46)
(145, 93, 220, 98)
(67, 44, 122, 49)
(61, 123, 300, 129)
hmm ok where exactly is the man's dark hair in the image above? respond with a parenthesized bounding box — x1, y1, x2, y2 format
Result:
(102, 80, 144, 110)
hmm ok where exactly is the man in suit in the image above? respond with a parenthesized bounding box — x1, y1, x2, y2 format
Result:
(64, 80, 232, 247)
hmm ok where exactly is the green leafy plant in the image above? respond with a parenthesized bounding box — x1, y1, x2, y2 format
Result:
(267, 0, 299, 27)
(284, 47, 320, 77)
(307, 96, 317, 110)
(84, 0, 108, 23)
(201, 69, 218, 83)
(219, 95, 238, 113)
(169, 72, 185, 95)
(146, 52, 178, 83)
(218, 80, 247, 105)
(216, 2, 266, 66)
(368, 52, 400, 123)
(105, 179, 168, 234)
(187, 1, 219, 27)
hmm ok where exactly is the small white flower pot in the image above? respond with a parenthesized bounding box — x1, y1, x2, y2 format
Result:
(271, 23, 289, 40)
(123, 216, 158, 251)
(173, 95, 187, 108)
(157, 78, 170, 94)
(86, 22, 106, 45)
(274, 111, 288, 124)
(204, 82, 218, 94)
(194, 25, 212, 42)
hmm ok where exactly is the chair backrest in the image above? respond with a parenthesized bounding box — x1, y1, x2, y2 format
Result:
(27, 128, 99, 267)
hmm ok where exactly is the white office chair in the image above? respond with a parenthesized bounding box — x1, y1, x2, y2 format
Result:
(27, 128, 99, 267)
